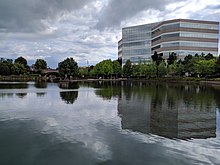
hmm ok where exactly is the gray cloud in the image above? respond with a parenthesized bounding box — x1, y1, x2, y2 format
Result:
(0, 0, 93, 33)
(96, 0, 179, 30)
(0, 0, 219, 68)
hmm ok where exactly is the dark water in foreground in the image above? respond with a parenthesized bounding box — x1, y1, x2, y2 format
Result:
(0, 81, 220, 165)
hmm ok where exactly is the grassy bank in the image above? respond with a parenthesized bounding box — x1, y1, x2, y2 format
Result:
(0, 75, 37, 82)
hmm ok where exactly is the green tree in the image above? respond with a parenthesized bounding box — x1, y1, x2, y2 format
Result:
(93, 59, 113, 78)
(0, 62, 11, 75)
(195, 59, 215, 77)
(215, 56, 220, 75)
(176, 63, 185, 76)
(78, 67, 88, 78)
(15, 56, 28, 68)
(151, 51, 164, 77)
(123, 60, 132, 77)
(168, 62, 178, 76)
(11, 63, 26, 75)
(167, 52, 177, 65)
(182, 55, 198, 75)
(112, 60, 122, 75)
(132, 64, 141, 77)
(158, 62, 167, 77)
(151, 51, 163, 66)
(139, 63, 157, 78)
(205, 53, 215, 60)
(58, 58, 78, 78)
(34, 59, 47, 70)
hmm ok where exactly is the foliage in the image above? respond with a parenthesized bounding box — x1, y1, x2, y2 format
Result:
(78, 67, 89, 78)
(205, 53, 215, 60)
(11, 63, 26, 75)
(60, 91, 78, 104)
(168, 62, 178, 76)
(151, 51, 164, 77)
(123, 60, 132, 77)
(194, 59, 215, 76)
(93, 59, 113, 77)
(15, 56, 28, 68)
(58, 58, 78, 78)
(167, 52, 177, 65)
(215, 56, 220, 74)
(34, 59, 47, 70)
(151, 51, 163, 66)
(112, 60, 122, 75)
(158, 62, 167, 77)
(0, 62, 11, 75)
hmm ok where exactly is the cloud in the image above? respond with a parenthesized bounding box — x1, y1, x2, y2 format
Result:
(95, 0, 180, 30)
(0, 0, 93, 33)
(0, 0, 219, 68)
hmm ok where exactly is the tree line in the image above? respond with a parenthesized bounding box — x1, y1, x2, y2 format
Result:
(0, 57, 47, 75)
(123, 52, 220, 78)
(1, 52, 220, 79)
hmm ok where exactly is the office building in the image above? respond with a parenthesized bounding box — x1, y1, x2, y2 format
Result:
(118, 19, 219, 64)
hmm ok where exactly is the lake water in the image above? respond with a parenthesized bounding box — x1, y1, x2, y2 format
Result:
(0, 81, 220, 165)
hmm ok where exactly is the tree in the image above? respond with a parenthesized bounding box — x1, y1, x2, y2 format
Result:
(205, 53, 215, 60)
(168, 62, 178, 76)
(11, 63, 26, 75)
(215, 56, 220, 75)
(112, 60, 122, 75)
(123, 60, 132, 77)
(0, 62, 11, 75)
(151, 51, 163, 66)
(78, 67, 89, 78)
(151, 51, 164, 77)
(182, 55, 197, 75)
(58, 58, 78, 78)
(158, 62, 167, 77)
(15, 56, 28, 68)
(195, 59, 215, 77)
(93, 59, 113, 78)
(34, 59, 47, 70)
(167, 52, 177, 65)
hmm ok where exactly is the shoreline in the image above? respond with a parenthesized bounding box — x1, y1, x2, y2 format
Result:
(1, 75, 220, 86)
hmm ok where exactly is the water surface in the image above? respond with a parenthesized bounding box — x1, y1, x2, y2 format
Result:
(0, 81, 220, 165)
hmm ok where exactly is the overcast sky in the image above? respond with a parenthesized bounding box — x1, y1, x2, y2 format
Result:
(0, 0, 219, 68)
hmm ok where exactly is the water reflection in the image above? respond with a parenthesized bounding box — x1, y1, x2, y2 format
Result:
(60, 91, 78, 104)
(0, 93, 14, 98)
(0, 82, 28, 89)
(34, 82, 48, 88)
(93, 81, 121, 100)
(15, 93, 27, 98)
(58, 82, 79, 89)
(118, 82, 217, 140)
(59, 82, 79, 104)
(36, 93, 46, 97)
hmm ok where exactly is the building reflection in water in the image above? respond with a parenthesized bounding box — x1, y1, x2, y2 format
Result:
(118, 82, 216, 140)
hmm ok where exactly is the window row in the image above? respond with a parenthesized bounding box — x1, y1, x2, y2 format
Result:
(180, 32, 218, 39)
(152, 22, 218, 35)
(123, 48, 151, 56)
(123, 33, 152, 42)
(180, 22, 219, 30)
(123, 40, 151, 47)
(152, 33, 180, 42)
(161, 41, 217, 48)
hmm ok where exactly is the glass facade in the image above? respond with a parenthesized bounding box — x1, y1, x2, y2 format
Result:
(121, 24, 154, 64)
(159, 41, 218, 48)
(180, 32, 218, 39)
(180, 22, 219, 30)
(119, 19, 219, 64)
